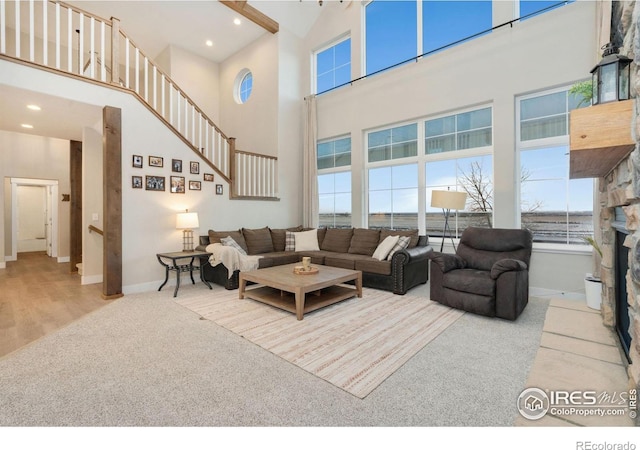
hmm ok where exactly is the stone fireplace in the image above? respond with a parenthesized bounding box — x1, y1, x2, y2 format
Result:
(596, 0, 639, 426)
(600, 153, 638, 423)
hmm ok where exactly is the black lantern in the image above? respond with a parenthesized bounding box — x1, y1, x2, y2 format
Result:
(591, 42, 632, 105)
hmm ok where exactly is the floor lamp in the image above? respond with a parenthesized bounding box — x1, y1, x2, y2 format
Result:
(430, 190, 467, 252)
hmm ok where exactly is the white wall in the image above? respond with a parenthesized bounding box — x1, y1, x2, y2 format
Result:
(219, 33, 279, 156)
(82, 126, 104, 284)
(164, 45, 221, 125)
(302, 1, 597, 294)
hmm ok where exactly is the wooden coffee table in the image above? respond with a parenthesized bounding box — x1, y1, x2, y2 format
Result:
(238, 263, 362, 320)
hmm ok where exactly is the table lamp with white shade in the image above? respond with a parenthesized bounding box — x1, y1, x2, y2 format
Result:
(430, 190, 467, 252)
(176, 210, 199, 252)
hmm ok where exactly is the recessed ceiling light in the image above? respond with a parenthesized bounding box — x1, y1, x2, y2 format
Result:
(27, 104, 41, 111)
(234, 18, 241, 25)
(21, 124, 34, 129)
(206, 40, 213, 47)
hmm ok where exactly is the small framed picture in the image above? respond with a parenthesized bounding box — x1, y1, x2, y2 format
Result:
(132, 175, 143, 189)
(203, 173, 214, 182)
(172, 159, 182, 173)
(170, 176, 185, 194)
(132, 155, 143, 168)
(190, 161, 200, 174)
(189, 181, 201, 191)
(145, 175, 165, 191)
(216, 184, 223, 195)
(149, 156, 163, 168)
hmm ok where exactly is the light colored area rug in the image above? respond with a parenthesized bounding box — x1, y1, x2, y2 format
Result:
(175, 287, 464, 398)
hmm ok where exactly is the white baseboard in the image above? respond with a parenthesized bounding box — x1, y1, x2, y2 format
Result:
(0, 261, 5, 269)
(123, 279, 173, 295)
(5, 255, 16, 262)
(81, 274, 103, 285)
(57, 256, 70, 263)
(530, 286, 586, 301)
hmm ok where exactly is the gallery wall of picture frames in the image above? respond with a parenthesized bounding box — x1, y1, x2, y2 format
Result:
(131, 155, 219, 195)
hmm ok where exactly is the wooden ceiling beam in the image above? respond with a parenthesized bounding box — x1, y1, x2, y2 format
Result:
(220, 1, 279, 34)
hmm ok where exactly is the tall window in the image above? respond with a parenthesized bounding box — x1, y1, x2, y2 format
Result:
(423, 1, 492, 55)
(315, 37, 351, 94)
(423, 106, 493, 237)
(368, 164, 419, 230)
(365, 1, 492, 76)
(365, 0, 417, 75)
(518, 87, 592, 244)
(318, 137, 352, 227)
(365, 107, 492, 234)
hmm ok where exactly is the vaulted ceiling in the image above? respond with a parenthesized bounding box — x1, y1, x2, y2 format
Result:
(66, 0, 325, 63)
(1, 0, 328, 141)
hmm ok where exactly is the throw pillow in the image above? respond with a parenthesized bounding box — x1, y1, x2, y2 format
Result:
(293, 229, 320, 251)
(348, 228, 381, 256)
(242, 227, 274, 255)
(379, 229, 419, 248)
(386, 236, 411, 260)
(270, 226, 303, 252)
(285, 231, 296, 251)
(220, 236, 247, 255)
(372, 235, 400, 261)
(320, 228, 354, 253)
(208, 229, 249, 253)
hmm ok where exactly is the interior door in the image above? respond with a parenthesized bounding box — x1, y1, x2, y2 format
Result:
(16, 185, 47, 253)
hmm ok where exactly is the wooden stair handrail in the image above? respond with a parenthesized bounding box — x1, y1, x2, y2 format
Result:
(88, 225, 103, 235)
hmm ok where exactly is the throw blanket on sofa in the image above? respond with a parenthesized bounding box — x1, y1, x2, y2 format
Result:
(206, 243, 262, 279)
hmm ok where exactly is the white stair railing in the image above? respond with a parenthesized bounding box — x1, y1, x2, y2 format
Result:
(0, 0, 278, 198)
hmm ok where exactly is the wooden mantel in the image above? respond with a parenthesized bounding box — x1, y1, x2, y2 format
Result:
(569, 99, 635, 179)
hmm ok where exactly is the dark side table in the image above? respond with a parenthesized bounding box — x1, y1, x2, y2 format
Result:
(156, 251, 212, 297)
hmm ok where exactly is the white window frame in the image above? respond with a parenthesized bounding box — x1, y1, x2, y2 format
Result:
(364, 104, 494, 235)
(515, 85, 593, 250)
(318, 135, 353, 227)
(233, 68, 252, 105)
(313, 34, 351, 95)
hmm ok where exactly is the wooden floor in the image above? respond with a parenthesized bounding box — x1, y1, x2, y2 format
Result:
(0, 252, 108, 358)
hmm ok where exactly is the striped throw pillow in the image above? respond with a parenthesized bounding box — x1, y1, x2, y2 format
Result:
(285, 231, 296, 251)
(221, 236, 247, 255)
(386, 236, 411, 260)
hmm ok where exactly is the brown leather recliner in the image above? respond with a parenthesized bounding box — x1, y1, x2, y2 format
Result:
(428, 227, 533, 320)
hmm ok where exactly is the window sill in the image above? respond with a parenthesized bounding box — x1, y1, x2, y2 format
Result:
(430, 238, 592, 256)
(532, 243, 591, 255)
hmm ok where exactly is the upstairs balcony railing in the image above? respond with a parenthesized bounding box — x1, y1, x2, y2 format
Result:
(0, 0, 278, 199)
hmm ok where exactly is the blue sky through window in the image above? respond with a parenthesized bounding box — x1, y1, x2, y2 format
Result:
(317, 38, 351, 94)
(239, 72, 252, 103)
(423, 1, 492, 55)
(519, 1, 574, 19)
(366, 1, 417, 75)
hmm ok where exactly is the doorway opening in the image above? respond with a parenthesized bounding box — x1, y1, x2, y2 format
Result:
(9, 178, 58, 261)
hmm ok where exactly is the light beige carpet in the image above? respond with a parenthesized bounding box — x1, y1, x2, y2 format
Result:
(175, 287, 464, 398)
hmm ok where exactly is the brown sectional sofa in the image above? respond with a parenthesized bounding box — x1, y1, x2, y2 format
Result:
(196, 226, 432, 295)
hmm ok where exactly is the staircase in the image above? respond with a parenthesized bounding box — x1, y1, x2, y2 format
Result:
(0, 0, 278, 199)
